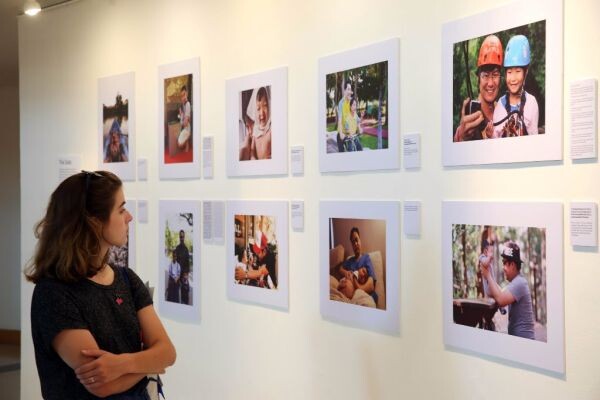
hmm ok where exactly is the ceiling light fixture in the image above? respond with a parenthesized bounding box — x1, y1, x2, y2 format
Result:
(24, 0, 42, 16)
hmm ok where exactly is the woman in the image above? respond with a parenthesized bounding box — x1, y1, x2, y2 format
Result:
(104, 119, 128, 163)
(343, 96, 363, 151)
(26, 171, 176, 399)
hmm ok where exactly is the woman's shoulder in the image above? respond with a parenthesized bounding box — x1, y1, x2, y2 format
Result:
(31, 277, 79, 310)
(33, 277, 69, 292)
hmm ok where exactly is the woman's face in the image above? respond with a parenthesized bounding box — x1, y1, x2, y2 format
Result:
(180, 89, 188, 104)
(101, 187, 132, 248)
(256, 96, 269, 128)
(111, 132, 120, 146)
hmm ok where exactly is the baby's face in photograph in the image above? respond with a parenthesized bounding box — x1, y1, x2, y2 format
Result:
(357, 267, 368, 284)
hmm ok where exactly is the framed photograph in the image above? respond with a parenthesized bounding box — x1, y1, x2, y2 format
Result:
(320, 201, 400, 334)
(442, 201, 564, 374)
(158, 58, 201, 179)
(226, 201, 288, 309)
(226, 67, 288, 177)
(98, 72, 136, 180)
(107, 199, 136, 270)
(442, 0, 563, 166)
(318, 38, 399, 173)
(158, 200, 201, 322)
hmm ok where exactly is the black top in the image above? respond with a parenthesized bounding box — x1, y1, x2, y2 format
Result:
(31, 266, 153, 399)
(175, 243, 190, 274)
(263, 251, 277, 288)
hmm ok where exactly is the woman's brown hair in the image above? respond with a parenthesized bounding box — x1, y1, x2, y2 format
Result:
(25, 171, 123, 283)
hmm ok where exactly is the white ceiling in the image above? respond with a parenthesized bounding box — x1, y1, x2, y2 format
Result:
(0, 0, 76, 86)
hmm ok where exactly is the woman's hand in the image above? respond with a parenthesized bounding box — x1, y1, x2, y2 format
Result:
(75, 349, 130, 387)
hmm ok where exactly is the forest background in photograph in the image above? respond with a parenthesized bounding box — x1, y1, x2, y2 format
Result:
(452, 20, 546, 135)
(452, 224, 547, 326)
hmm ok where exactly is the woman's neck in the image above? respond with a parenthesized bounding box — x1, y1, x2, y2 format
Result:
(89, 264, 114, 285)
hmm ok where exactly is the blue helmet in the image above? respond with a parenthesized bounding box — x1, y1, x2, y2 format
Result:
(504, 35, 531, 67)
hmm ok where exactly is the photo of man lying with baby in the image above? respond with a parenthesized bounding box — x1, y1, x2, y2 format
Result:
(233, 214, 278, 290)
(328, 218, 386, 310)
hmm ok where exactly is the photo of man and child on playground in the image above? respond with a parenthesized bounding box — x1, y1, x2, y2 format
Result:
(452, 224, 547, 342)
(325, 61, 389, 153)
(452, 20, 546, 142)
(233, 214, 278, 290)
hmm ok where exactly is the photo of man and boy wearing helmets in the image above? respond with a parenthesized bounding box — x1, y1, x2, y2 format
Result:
(452, 21, 546, 142)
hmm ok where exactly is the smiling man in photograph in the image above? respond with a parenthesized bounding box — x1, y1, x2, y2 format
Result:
(480, 241, 535, 340)
(454, 35, 504, 142)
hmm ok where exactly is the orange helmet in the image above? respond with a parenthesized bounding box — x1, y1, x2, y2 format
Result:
(477, 35, 503, 68)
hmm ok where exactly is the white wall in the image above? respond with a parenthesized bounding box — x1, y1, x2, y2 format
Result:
(0, 83, 20, 331)
(19, 0, 600, 398)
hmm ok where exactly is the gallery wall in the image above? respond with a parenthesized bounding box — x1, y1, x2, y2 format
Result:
(19, 0, 600, 399)
(0, 83, 20, 331)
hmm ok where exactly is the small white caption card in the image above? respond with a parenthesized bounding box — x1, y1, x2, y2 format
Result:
(137, 200, 148, 223)
(203, 201, 212, 242)
(203, 136, 214, 179)
(212, 201, 225, 245)
(137, 158, 148, 181)
(570, 202, 598, 247)
(58, 154, 81, 183)
(291, 200, 304, 231)
(291, 146, 304, 175)
(570, 79, 597, 160)
(403, 201, 421, 236)
(203, 201, 225, 244)
(403, 133, 420, 169)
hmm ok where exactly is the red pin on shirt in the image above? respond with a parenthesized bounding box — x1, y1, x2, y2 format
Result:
(116, 297, 124, 305)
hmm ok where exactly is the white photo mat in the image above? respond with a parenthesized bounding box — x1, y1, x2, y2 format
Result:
(158, 200, 201, 322)
(441, 0, 563, 166)
(98, 72, 136, 180)
(318, 38, 400, 173)
(226, 67, 288, 177)
(320, 201, 400, 334)
(158, 58, 201, 179)
(442, 201, 564, 374)
(226, 200, 289, 310)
